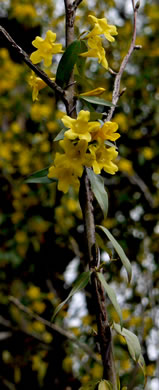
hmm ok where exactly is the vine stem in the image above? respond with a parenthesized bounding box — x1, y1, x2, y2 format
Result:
(106, 0, 139, 121)
(79, 169, 118, 388)
(63, 2, 118, 387)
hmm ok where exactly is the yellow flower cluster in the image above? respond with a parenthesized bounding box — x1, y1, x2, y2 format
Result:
(81, 15, 118, 69)
(48, 110, 120, 193)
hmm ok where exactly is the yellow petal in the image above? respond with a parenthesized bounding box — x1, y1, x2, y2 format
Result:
(80, 87, 106, 96)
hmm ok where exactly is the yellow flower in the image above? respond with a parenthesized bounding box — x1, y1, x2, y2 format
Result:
(59, 137, 88, 170)
(142, 147, 154, 160)
(43, 332, 53, 343)
(80, 87, 106, 96)
(146, 364, 155, 376)
(28, 72, 55, 101)
(27, 286, 41, 299)
(90, 363, 103, 379)
(48, 138, 88, 193)
(120, 359, 131, 371)
(62, 110, 100, 142)
(28, 72, 47, 101)
(32, 321, 45, 333)
(15, 231, 27, 243)
(89, 143, 118, 175)
(32, 301, 46, 314)
(87, 14, 118, 42)
(30, 30, 63, 67)
(118, 158, 134, 175)
(30, 103, 52, 121)
(48, 164, 80, 193)
(13, 4, 37, 20)
(62, 357, 73, 373)
(80, 36, 108, 69)
(92, 121, 120, 142)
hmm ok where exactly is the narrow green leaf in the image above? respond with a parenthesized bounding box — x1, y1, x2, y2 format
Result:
(117, 376, 121, 390)
(52, 271, 90, 321)
(97, 273, 123, 327)
(25, 168, 57, 184)
(96, 226, 132, 282)
(113, 322, 141, 361)
(56, 40, 81, 88)
(53, 128, 66, 142)
(138, 354, 147, 381)
(79, 95, 115, 107)
(76, 40, 87, 75)
(87, 169, 108, 218)
(89, 112, 103, 120)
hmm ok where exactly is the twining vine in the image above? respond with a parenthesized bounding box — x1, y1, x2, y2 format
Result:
(0, 0, 146, 389)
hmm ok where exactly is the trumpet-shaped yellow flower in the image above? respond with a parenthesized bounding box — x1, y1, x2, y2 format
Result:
(80, 36, 108, 69)
(28, 72, 47, 101)
(48, 164, 80, 193)
(87, 15, 118, 42)
(62, 110, 100, 142)
(89, 143, 118, 175)
(92, 121, 120, 142)
(28, 72, 55, 101)
(30, 30, 63, 67)
(80, 87, 106, 96)
(48, 139, 89, 193)
(59, 138, 88, 173)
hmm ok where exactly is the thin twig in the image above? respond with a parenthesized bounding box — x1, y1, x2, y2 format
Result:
(0, 25, 66, 101)
(9, 296, 101, 363)
(106, 1, 139, 121)
(125, 172, 155, 208)
(108, 67, 117, 76)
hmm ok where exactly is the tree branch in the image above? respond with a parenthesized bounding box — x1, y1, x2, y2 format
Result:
(106, 1, 139, 121)
(9, 296, 100, 363)
(0, 25, 67, 103)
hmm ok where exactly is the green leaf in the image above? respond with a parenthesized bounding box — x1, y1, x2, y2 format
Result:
(53, 128, 66, 142)
(96, 226, 132, 282)
(79, 95, 115, 107)
(56, 40, 81, 88)
(25, 168, 57, 184)
(76, 40, 87, 75)
(52, 271, 90, 321)
(87, 168, 108, 218)
(97, 273, 123, 327)
(138, 354, 147, 382)
(113, 322, 141, 361)
(89, 112, 103, 120)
